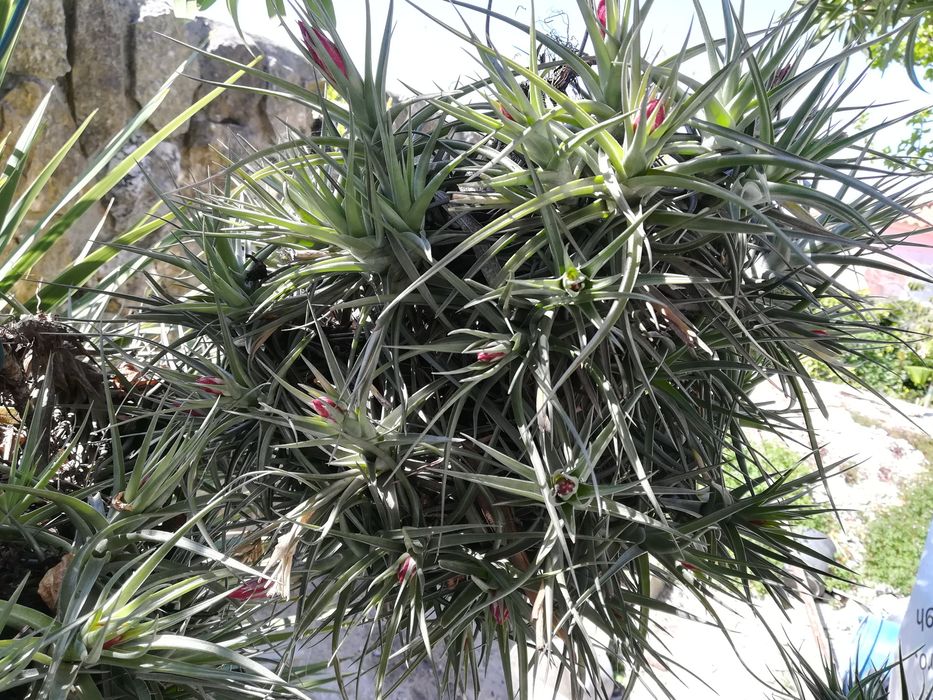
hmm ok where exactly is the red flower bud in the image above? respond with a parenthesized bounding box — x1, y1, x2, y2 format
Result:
(299, 21, 347, 80)
(596, 0, 607, 34)
(103, 635, 124, 650)
(229, 578, 272, 602)
(491, 600, 510, 625)
(497, 102, 515, 122)
(195, 376, 224, 395)
(311, 399, 333, 420)
(633, 98, 666, 132)
(811, 329, 828, 336)
(477, 351, 507, 363)
(397, 555, 416, 583)
(680, 561, 697, 572)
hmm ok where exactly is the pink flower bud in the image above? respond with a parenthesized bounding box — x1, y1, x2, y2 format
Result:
(596, 0, 607, 34)
(811, 329, 828, 336)
(477, 351, 507, 363)
(497, 102, 515, 122)
(397, 555, 416, 583)
(229, 578, 272, 602)
(195, 376, 224, 396)
(299, 21, 348, 80)
(311, 399, 332, 420)
(491, 600, 510, 626)
(633, 98, 666, 132)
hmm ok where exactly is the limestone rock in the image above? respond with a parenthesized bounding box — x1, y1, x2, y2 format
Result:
(183, 117, 247, 185)
(67, 0, 137, 155)
(261, 43, 323, 138)
(0, 0, 316, 305)
(133, 1, 209, 133)
(9, 0, 69, 80)
(196, 25, 272, 144)
(0, 79, 114, 301)
(15, 203, 114, 303)
(187, 28, 324, 163)
(107, 135, 181, 232)
(0, 78, 84, 214)
(0, 90, 94, 301)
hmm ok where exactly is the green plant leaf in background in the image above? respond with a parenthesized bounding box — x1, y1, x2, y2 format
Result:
(0, 0, 27, 87)
(173, 0, 288, 22)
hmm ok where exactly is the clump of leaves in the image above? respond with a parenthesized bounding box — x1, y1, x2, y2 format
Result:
(809, 0, 933, 167)
(8, 0, 932, 697)
(806, 300, 933, 404)
(775, 644, 922, 700)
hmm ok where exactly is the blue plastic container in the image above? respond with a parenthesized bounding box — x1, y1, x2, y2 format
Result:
(842, 615, 902, 692)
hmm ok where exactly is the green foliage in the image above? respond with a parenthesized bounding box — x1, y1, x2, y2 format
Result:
(0, 1, 290, 696)
(862, 473, 933, 593)
(807, 300, 933, 403)
(891, 108, 933, 167)
(0, 0, 26, 85)
(72, 0, 928, 695)
(868, 17, 933, 79)
(862, 428, 933, 593)
(810, 0, 933, 165)
(0, 355, 328, 697)
(869, 17, 933, 166)
(727, 441, 842, 549)
(775, 645, 921, 699)
(809, 0, 933, 46)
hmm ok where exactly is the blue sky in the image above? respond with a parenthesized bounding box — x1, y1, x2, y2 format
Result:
(203, 0, 930, 150)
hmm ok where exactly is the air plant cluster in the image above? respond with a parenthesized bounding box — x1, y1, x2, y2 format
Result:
(0, 0, 930, 698)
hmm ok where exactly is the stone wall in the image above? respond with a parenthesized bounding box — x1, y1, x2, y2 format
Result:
(1, 0, 320, 295)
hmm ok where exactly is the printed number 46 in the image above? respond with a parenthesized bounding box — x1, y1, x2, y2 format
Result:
(918, 608, 933, 630)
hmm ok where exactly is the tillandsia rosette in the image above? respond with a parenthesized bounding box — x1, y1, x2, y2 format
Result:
(3, 0, 930, 698)
(118, 0, 927, 696)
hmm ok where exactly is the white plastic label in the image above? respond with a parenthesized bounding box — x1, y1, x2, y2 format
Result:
(890, 516, 933, 699)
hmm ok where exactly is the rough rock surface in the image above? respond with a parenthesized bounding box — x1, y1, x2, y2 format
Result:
(0, 0, 321, 298)
(8, 0, 69, 80)
(133, 0, 209, 132)
(107, 137, 182, 232)
(66, 0, 138, 156)
(0, 77, 83, 213)
(263, 43, 321, 136)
